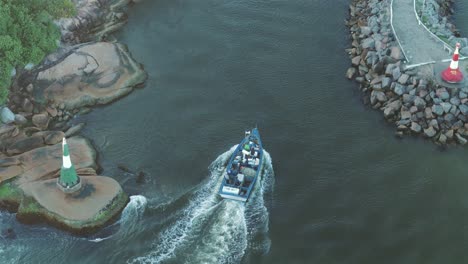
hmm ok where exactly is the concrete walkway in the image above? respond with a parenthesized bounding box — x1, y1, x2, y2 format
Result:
(392, 0, 450, 66)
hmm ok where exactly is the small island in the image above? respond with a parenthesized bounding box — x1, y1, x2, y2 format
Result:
(0, 137, 128, 234)
(0, 0, 146, 234)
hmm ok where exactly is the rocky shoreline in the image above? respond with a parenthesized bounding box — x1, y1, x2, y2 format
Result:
(346, 0, 468, 146)
(0, 0, 146, 234)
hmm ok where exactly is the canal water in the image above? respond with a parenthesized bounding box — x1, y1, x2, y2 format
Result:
(2, 0, 468, 263)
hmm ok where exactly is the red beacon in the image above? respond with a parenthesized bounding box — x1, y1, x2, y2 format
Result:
(441, 43, 464, 83)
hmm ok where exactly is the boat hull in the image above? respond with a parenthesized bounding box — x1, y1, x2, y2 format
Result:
(218, 128, 263, 203)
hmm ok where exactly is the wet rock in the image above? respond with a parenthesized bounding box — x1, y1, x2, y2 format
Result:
(456, 133, 467, 145)
(410, 122, 422, 133)
(351, 56, 361, 66)
(346, 67, 356, 79)
(65, 123, 85, 137)
(446, 130, 454, 140)
(44, 131, 65, 145)
(383, 100, 402, 118)
(439, 133, 447, 144)
(32, 114, 50, 130)
(432, 105, 444, 116)
(1, 107, 15, 124)
(7, 135, 45, 155)
(424, 126, 436, 137)
(36, 42, 147, 110)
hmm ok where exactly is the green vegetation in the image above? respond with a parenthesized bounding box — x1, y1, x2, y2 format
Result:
(0, 0, 75, 104)
(0, 181, 22, 201)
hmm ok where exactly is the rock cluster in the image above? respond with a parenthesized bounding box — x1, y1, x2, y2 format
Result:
(346, 0, 468, 146)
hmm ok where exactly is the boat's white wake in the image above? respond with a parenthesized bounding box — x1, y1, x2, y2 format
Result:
(88, 195, 148, 243)
(128, 146, 274, 264)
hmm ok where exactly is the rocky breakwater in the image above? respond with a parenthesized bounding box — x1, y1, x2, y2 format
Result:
(346, 0, 468, 146)
(0, 137, 128, 235)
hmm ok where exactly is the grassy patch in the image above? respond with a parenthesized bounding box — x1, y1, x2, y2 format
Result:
(0, 182, 22, 201)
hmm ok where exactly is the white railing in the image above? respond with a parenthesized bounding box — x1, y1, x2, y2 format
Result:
(413, 0, 455, 54)
(390, 0, 410, 63)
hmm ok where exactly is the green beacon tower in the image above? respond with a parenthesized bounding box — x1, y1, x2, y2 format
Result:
(57, 138, 82, 193)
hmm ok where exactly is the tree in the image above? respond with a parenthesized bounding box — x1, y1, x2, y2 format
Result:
(0, 0, 75, 104)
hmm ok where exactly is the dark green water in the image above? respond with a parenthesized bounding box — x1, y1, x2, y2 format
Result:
(3, 0, 468, 263)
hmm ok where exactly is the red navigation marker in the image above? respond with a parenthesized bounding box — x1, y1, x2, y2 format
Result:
(441, 43, 464, 83)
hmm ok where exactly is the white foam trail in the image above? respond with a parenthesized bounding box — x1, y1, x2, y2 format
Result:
(88, 195, 148, 242)
(129, 146, 274, 264)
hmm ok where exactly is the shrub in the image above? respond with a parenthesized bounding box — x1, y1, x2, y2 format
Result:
(0, 0, 75, 104)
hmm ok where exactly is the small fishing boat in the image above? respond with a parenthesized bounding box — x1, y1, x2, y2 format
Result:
(218, 128, 263, 202)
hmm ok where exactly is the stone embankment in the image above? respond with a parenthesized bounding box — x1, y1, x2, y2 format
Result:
(346, 0, 468, 146)
(0, 0, 146, 234)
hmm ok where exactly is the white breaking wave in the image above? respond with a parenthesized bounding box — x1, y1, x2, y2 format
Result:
(89, 195, 148, 243)
(129, 146, 274, 264)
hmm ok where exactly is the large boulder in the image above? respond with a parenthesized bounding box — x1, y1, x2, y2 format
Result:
(6, 135, 45, 156)
(35, 42, 147, 110)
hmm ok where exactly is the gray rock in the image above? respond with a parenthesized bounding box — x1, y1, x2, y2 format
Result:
(439, 133, 447, 144)
(446, 130, 454, 140)
(6, 135, 44, 155)
(410, 122, 422, 133)
(413, 96, 426, 109)
(26, 84, 34, 93)
(346, 67, 356, 79)
(444, 113, 455, 123)
(362, 38, 375, 49)
(44, 131, 65, 145)
(403, 94, 415, 104)
(360, 26, 372, 36)
(383, 100, 402, 118)
(401, 110, 411, 119)
(409, 106, 418, 114)
(459, 104, 468, 115)
(459, 91, 467, 99)
(450, 97, 461, 106)
(393, 83, 406, 96)
(429, 119, 439, 130)
(32, 113, 49, 130)
(374, 91, 387, 102)
(351, 56, 361, 66)
(0, 107, 15, 124)
(385, 64, 395, 76)
(436, 88, 450, 100)
(398, 74, 410, 84)
(390, 46, 403, 60)
(456, 133, 468, 145)
(392, 67, 402, 80)
(432, 105, 444, 116)
(440, 102, 452, 113)
(65, 123, 86, 137)
(22, 98, 33, 113)
(425, 107, 434, 119)
(382, 77, 392, 89)
(14, 114, 27, 125)
(424, 126, 436, 137)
